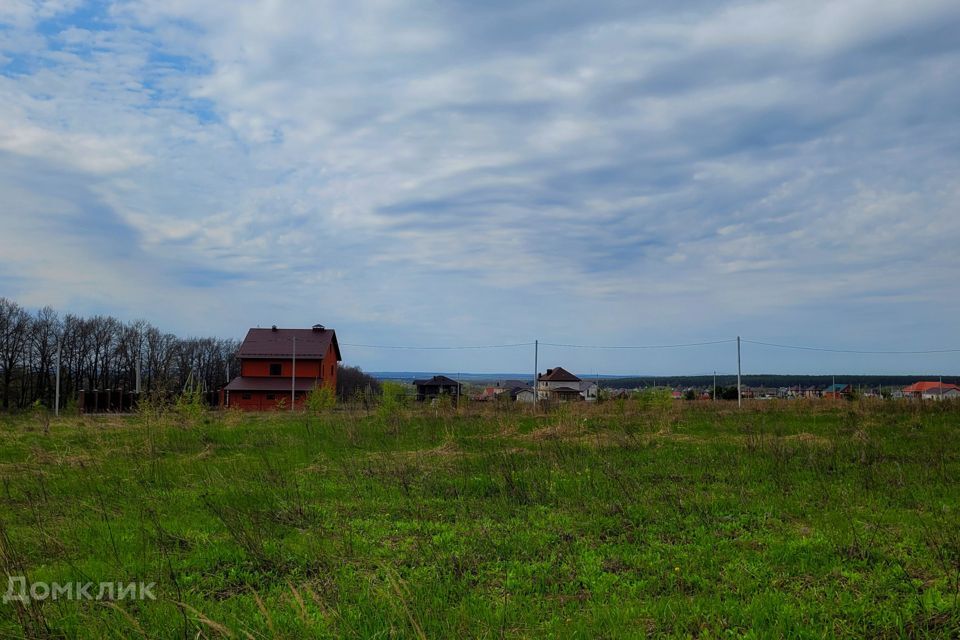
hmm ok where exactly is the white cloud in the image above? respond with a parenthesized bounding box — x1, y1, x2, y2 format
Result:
(0, 0, 959, 372)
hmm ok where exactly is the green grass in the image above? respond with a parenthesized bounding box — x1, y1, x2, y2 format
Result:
(0, 399, 958, 638)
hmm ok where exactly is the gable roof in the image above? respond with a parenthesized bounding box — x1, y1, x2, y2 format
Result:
(413, 375, 460, 386)
(237, 327, 341, 361)
(538, 366, 581, 382)
(824, 383, 851, 393)
(903, 381, 960, 393)
(496, 379, 532, 389)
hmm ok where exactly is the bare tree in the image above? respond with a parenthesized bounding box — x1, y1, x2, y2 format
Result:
(145, 326, 178, 392)
(0, 297, 245, 410)
(0, 298, 31, 409)
(29, 306, 61, 406)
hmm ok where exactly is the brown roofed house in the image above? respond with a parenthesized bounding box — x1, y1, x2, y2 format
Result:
(223, 325, 342, 411)
(537, 366, 584, 402)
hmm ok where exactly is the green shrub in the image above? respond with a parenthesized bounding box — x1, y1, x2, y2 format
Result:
(175, 378, 206, 426)
(377, 381, 409, 429)
(305, 385, 335, 413)
(634, 387, 673, 409)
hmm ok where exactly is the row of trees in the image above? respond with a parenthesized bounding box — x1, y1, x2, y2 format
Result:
(0, 297, 239, 411)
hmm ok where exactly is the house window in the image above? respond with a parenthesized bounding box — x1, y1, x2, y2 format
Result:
(241, 393, 251, 400)
(266, 394, 275, 400)
(269, 363, 282, 376)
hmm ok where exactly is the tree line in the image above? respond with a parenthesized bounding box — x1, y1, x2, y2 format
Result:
(0, 296, 383, 412)
(0, 297, 239, 411)
(600, 374, 956, 390)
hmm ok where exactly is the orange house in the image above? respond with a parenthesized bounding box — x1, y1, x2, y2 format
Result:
(223, 325, 342, 410)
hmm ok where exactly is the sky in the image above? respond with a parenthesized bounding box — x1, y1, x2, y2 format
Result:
(1, 0, 960, 376)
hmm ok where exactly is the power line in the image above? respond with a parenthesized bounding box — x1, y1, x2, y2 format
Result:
(539, 339, 736, 350)
(742, 339, 960, 355)
(340, 341, 535, 350)
(341, 337, 960, 355)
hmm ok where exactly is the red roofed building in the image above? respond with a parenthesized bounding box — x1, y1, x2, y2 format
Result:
(903, 381, 960, 399)
(223, 325, 341, 410)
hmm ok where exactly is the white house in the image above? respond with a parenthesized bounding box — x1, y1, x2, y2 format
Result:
(925, 387, 960, 400)
(579, 380, 599, 402)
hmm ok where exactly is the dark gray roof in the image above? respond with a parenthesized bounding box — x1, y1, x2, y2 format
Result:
(413, 375, 460, 386)
(237, 327, 341, 361)
(497, 379, 532, 388)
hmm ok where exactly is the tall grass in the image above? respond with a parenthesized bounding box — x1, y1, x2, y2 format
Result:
(0, 398, 957, 637)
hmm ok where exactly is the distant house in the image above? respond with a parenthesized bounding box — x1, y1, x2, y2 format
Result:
(537, 367, 585, 402)
(579, 380, 599, 402)
(413, 375, 461, 401)
(482, 380, 532, 401)
(823, 383, 852, 399)
(903, 381, 960, 400)
(223, 325, 341, 411)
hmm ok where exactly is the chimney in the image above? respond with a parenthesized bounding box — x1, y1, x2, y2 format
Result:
(312, 324, 325, 332)
(271, 325, 278, 332)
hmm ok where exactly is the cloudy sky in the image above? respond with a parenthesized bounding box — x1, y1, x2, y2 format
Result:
(2, 0, 959, 375)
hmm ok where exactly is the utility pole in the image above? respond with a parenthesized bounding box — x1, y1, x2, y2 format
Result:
(54, 339, 61, 417)
(533, 340, 538, 410)
(736, 336, 742, 408)
(713, 370, 717, 402)
(135, 353, 141, 395)
(456, 371, 461, 409)
(291, 335, 296, 412)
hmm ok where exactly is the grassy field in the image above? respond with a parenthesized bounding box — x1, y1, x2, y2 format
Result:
(0, 398, 959, 638)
